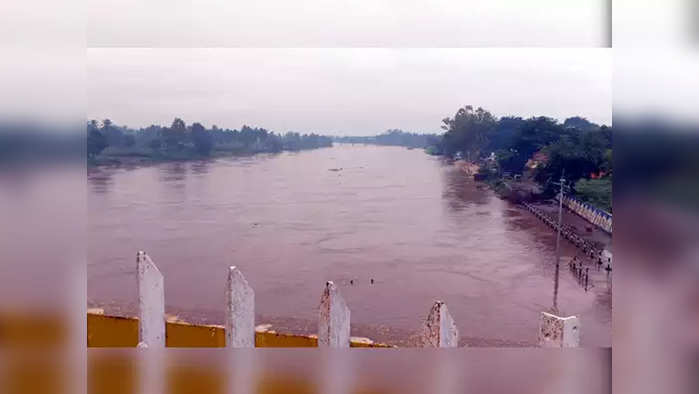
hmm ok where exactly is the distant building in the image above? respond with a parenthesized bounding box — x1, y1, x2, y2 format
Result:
(590, 170, 609, 179)
(525, 150, 549, 169)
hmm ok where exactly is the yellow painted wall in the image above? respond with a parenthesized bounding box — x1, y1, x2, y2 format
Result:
(87, 313, 391, 348)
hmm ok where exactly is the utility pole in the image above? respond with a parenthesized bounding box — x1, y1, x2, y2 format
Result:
(555, 169, 566, 271)
(551, 169, 569, 314)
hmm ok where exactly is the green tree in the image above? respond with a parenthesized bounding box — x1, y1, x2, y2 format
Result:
(123, 134, 136, 147)
(534, 127, 610, 190)
(486, 116, 524, 153)
(563, 116, 599, 131)
(162, 118, 188, 150)
(100, 118, 125, 146)
(191, 122, 213, 155)
(148, 138, 162, 151)
(440, 106, 497, 159)
(87, 122, 108, 158)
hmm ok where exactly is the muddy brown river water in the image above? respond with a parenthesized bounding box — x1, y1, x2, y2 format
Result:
(87, 144, 611, 346)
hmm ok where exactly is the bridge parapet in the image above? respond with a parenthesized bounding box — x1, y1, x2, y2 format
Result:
(91, 251, 582, 348)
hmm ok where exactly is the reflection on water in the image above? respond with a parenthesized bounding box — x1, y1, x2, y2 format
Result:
(442, 167, 490, 211)
(87, 169, 113, 194)
(87, 144, 611, 346)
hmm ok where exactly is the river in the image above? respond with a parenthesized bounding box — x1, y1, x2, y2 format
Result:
(87, 144, 611, 346)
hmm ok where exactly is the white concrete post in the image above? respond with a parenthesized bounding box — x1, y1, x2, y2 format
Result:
(538, 312, 580, 347)
(422, 301, 459, 347)
(318, 281, 350, 348)
(137, 251, 165, 348)
(225, 266, 255, 348)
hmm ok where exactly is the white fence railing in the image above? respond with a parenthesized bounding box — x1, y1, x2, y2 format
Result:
(558, 195, 612, 234)
(522, 201, 613, 270)
(134, 251, 580, 348)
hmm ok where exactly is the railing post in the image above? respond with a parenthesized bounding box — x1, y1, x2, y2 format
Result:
(225, 266, 255, 348)
(318, 281, 350, 348)
(422, 301, 459, 347)
(137, 251, 165, 348)
(538, 312, 580, 347)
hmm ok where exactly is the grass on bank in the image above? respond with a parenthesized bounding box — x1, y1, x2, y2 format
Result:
(574, 177, 612, 213)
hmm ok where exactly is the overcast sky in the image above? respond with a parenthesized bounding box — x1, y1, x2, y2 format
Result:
(87, 0, 609, 47)
(87, 48, 611, 135)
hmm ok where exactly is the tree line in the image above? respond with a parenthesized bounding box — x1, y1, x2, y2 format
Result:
(87, 118, 333, 160)
(434, 105, 612, 210)
(334, 129, 440, 148)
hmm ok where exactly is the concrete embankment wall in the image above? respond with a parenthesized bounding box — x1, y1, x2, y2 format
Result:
(558, 195, 612, 234)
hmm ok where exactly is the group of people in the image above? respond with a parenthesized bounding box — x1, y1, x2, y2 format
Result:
(568, 251, 611, 290)
(523, 201, 612, 292)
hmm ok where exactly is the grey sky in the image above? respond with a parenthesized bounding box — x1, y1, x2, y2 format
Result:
(88, 0, 609, 48)
(87, 48, 611, 135)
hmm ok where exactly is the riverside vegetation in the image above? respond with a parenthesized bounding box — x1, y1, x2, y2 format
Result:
(87, 118, 332, 166)
(430, 106, 612, 212)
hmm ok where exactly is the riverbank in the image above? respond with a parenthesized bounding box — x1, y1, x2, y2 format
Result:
(463, 161, 612, 253)
(448, 159, 542, 203)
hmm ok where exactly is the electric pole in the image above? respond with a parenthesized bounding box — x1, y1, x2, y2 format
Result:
(551, 169, 569, 314)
